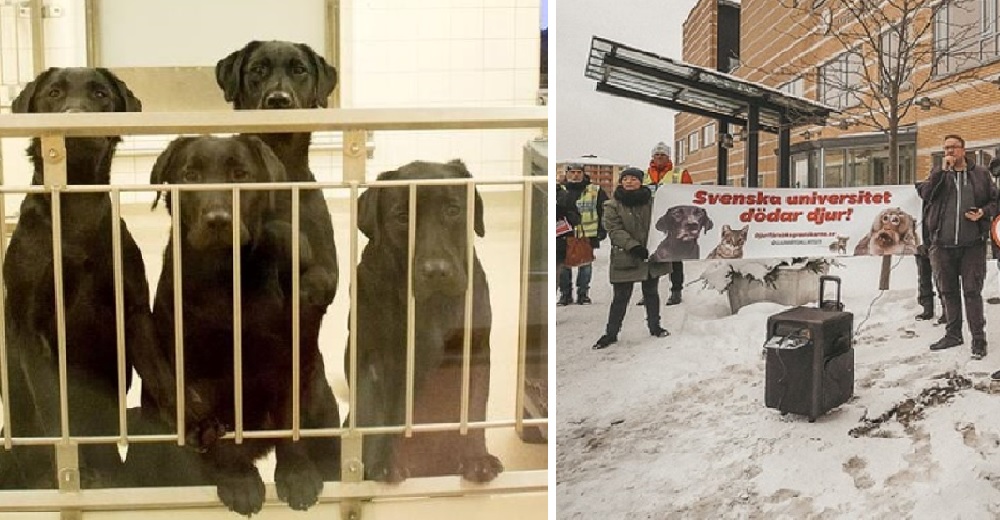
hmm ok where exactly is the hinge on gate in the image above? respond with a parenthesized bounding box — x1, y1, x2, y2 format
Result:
(340, 433, 364, 520)
(56, 441, 82, 520)
(14, 2, 64, 18)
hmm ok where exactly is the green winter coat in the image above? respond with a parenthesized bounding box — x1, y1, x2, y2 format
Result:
(603, 188, 673, 283)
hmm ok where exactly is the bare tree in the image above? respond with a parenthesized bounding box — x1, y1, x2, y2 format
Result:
(768, 0, 988, 182)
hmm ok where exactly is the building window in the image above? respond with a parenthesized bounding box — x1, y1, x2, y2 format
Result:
(688, 131, 700, 152)
(676, 139, 685, 163)
(703, 123, 716, 147)
(982, 0, 998, 59)
(819, 51, 862, 109)
(780, 77, 804, 98)
(934, 0, 989, 76)
(880, 27, 910, 94)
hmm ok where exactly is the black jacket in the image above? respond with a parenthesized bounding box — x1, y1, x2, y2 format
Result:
(919, 164, 998, 247)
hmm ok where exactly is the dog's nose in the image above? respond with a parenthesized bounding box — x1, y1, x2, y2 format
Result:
(264, 91, 293, 109)
(418, 259, 451, 282)
(204, 209, 233, 230)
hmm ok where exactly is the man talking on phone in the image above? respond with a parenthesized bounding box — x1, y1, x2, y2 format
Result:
(918, 134, 998, 359)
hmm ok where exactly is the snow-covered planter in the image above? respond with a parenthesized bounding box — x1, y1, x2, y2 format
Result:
(701, 257, 835, 314)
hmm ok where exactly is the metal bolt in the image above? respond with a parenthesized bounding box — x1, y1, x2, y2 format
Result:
(350, 143, 361, 153)
(48, 148, 58, 158)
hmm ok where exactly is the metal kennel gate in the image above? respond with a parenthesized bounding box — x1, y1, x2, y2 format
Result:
(0, 106, 549, 519)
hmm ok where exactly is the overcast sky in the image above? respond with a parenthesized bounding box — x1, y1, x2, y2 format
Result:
(556, 0, 700, 167)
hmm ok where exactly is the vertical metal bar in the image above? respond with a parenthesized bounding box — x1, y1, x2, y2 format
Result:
(41, 135, 69, 440)
(55, 441, 79, 491)
(291, 185, 301, 441)
(0, 190, 10, 449)
(347, 182, 358, 430)
(110, 188, 127, 446)
(515, 180, 534, 435)
(171, 188, 185, 445)
(459, 181, 475, 435)
(404, 183, 416, 437)
(232, 188, 243, 444)
(324, 0, 340, 108)
(342, 130, 366, 182)
(84, 0, 99, 66)
(12, 0, 20, 81)
(28, 0, 43, 75)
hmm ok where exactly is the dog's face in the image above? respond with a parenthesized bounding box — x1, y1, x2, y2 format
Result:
(358, 160, 485, 299)
(658, 205, 714, 241)
(12, 67, 141, 115)
(12, 67, 141, 183)
(216, 40, 338, 110)
(870, 208, 915, 251)
(150, 136, 286, 250)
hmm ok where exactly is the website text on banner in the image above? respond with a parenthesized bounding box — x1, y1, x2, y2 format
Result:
(645, 184, 922, 262)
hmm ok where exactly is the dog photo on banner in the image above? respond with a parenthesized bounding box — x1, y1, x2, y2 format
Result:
(646, 184, 922, 262)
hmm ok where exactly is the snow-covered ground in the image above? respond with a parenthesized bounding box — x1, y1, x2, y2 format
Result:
(557, 247, 1000, 519)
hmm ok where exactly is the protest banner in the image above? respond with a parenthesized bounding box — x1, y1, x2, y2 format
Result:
(645, 184, 922, 262)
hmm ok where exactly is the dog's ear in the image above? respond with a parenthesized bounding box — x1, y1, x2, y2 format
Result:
(358, 169, 400, 240)
(150, 137, 197, 212)
(96, 68, 142, 112)
(11, 68, 57, 113)
(238, 135, 288, 211)
(216, 41, 260, 104)
(446, 159, 485, 237)
(297, 43, 337, 108)
(655, 211, 673, 234)
(701, 210, 714, 232)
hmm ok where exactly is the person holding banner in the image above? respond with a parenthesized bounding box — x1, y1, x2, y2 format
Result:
(558, 164, 608, 306)
(644, 142, 691, 306)
(593, 167, 672, 350)
(919, 134, 998, 360)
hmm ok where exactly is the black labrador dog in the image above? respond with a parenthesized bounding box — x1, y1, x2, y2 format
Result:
(2, 68, 177, 488)
(351, 160, 503, 483)
(215, 40, 339, 308)
(652, 205, 714, 261)
(140, 135, 339, 516)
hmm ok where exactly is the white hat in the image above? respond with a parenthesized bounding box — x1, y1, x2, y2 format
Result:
(651, 141, 671, 157)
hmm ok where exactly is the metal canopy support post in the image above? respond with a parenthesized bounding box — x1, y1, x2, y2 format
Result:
(778, 114, 791, 187)
(717, 119, 729, 186)
(746, 104, 760, 187)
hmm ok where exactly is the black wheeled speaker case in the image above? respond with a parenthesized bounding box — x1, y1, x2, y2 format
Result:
(765, 307, 854, 421)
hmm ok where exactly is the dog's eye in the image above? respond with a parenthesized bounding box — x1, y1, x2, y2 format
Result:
(47, 88, 62, 98)
(93, 90, 107, 99)
(249, 65, 267, 76)
(291, 65, 308, 75)
(444, 205, 462, 218)
(182, 170, 199, 182)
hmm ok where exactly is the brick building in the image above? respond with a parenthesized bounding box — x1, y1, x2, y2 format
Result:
(556, 155, 627, 196)
(675, 0, 1000, 188)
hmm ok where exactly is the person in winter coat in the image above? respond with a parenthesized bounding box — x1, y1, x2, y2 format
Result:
(558, 163, 608, 305)
(919, 134, 998, 360)
(914, 180, 944, 323)
(593, 167, 672, 350)
(643, 141, 691, 306)
(556, 183, 582, 274)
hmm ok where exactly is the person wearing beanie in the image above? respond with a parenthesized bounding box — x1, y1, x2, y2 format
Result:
(641, 141, 691, 306)
(558, 163, 608, 306)
(593, 167, 672, 350)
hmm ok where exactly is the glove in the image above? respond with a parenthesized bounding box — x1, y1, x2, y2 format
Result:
(597, 229, 607, 241)
(590, 237, 601, 249)
(629, 245, 648, 260)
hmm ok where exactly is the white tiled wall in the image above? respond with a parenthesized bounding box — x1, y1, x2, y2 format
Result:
(1, 0, 544, 209)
